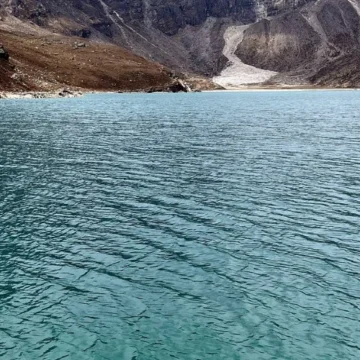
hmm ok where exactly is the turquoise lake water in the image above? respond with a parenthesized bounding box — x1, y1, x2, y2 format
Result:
(0, 91, 360, 359)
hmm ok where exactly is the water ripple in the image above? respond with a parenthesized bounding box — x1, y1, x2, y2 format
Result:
(1, 91, 360, 359)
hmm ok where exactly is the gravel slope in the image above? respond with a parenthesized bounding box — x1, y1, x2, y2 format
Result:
(213, 25, 277, 89)
(0, 28, 173, 92)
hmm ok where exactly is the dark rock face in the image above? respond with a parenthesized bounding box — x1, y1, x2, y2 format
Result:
(0, 45, 9, 60)
(308, 50, 360, 87)
(148, 0, 244, 36)
(144, 0, 311, 35)
(70, 28, 92, 38)
(236, 12, 322, 72)
(146, 0, 311, 35)
(317, 1, 360, 52)
(146, 79, 190, 93)
(12, 0, 309, 35)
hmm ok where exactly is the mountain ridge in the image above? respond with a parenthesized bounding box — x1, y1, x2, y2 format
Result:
(1, 0, 360, 90)
(0, 0, 312, 75)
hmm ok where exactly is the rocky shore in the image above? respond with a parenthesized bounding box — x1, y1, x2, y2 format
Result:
(0, 89, 83, 99)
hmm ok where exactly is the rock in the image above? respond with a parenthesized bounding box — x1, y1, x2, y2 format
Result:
(177, 79, 192, 92)
(145, 86, 162, 93)
(146, 79, 191, 93)
(71, 28, 91, 38)
(73, 42, 87, 50)
(0, 45, 9, 60)
(58, 88, 82, 97)
(0, 89, 83, 99)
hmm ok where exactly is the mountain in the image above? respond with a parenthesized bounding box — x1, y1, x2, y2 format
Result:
(0, 0, 311, 75)
(236, 0, 360, 87)
(1, 0, 360, 90)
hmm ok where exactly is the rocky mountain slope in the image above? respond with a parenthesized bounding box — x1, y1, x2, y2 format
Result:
(0, 27, 177, 92)
(236, 0, 360, 87)
(0, 0, 314, 76)
(1, 0, 360, 90)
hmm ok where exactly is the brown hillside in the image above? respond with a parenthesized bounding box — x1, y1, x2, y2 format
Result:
(0, 29, 173, 92)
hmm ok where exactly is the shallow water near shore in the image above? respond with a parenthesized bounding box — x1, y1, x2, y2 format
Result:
(1, 91, 360, 359)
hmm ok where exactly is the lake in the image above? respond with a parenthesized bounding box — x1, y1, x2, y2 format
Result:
(0, 91, 359, 359)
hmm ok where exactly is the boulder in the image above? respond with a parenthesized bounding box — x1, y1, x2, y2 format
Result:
(146, 79, 191, 93)
(71, 28, 91, 38)
(73, 42, 87, 50)
(58, 88, 82, 98)
(0, 45, 9, 60)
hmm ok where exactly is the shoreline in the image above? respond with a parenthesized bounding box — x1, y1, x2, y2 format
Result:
(204, 83, 360, 92)
(1, 86, 359, 99)
(204, 87, 360, 92)
(0, 89, 84, 99)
